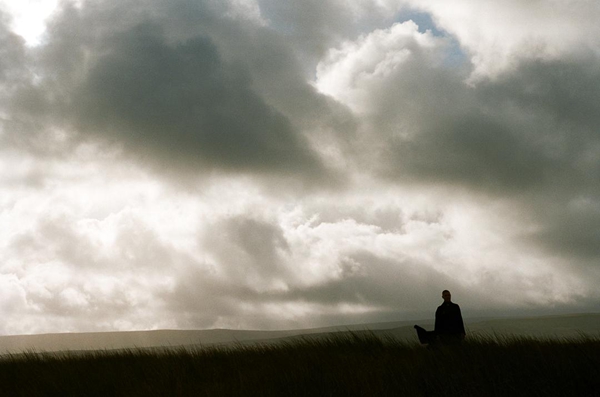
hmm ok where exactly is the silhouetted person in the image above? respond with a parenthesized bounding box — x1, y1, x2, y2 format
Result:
(434, 290, 465, 344)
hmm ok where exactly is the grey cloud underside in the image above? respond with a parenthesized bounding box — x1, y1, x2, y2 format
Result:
(271, 253, 457, 305)
(257, 0, 358, 65)
(530, 208, 600, 261)
(369, 53, 600, 261)
(0, 12, 33, 151)
(163, 215, 461, 328)
(5, 0, 333, 180)
(5, 1, 598, 205)
(381, 58, 600, 194)
(203, 217, 292, 284)
(74, 23, 319, 174)
(163, 252, 457, 329)
(0, 13, 26, 86)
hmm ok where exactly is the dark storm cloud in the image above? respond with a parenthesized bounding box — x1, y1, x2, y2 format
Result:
(279, 252, 458, 307)
(257, 0, 357, 63)
(479, 59, 600, 261)
(4, 0, 336, 180)
(0, 11, 26, 86)
(390, 112, 559, 192)
(381, 56, 600, 261)
(72, 22, 319, 174)
(375, 59, 562, 193)
(0, 10, 35, 152)
(528, 204, 600, 261)
(487, 59, 600, 133)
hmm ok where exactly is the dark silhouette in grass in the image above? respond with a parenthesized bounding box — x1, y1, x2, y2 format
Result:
(414, 324, 436, 345)
(415, 289, 466, 346)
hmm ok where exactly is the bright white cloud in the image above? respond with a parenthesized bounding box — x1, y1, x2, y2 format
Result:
(0, 0, 58, 45)
(395, 0, 600, 80)
(315, 20, 448, 111)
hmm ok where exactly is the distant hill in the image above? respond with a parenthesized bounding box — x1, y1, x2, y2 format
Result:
(0, 319, 423, 354)
(0, 313, 597, 354)
(466, 313, 600, 338)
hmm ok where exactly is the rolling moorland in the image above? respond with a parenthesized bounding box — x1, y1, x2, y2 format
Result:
(0, 313, 598, 396)
(0, 312, 598, 353)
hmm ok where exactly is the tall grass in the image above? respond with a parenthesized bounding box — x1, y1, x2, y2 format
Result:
(0, 332, 598, 396)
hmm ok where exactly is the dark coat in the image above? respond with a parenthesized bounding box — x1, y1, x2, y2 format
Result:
(434, 302, 466, 336)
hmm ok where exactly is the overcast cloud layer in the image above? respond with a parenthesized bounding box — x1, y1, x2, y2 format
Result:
(1, 0, 599, 335)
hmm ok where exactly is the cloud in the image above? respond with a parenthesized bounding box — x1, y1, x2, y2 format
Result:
(0, 9, 32, 153)
(2, 0, 349, 185)
(257, 0, 376, 65)
(1, 165, 596, 333)
(73, 23, 318, 174)
(0, 11, 26, 85)
(315, 21, 571, 193)
(1, 0, 600, 334)
(312, 9, 600, 302)
(157, 192, 594, 330)
(1, 211, 170, 333)
(397, 0, 600, 80)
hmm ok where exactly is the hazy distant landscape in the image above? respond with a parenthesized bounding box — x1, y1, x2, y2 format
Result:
(0, 313, 597, 354)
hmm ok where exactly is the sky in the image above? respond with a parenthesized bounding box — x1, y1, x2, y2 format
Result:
(1, 0, 599, 335)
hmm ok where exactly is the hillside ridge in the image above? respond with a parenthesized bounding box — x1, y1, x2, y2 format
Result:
(0, 313, 597, 354)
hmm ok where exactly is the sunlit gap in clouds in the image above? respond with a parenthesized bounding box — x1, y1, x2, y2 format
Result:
(394, 8, 444, 36)
(0, 0, 59, 46)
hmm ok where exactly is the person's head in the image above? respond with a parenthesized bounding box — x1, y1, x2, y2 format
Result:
(442, 290, 452, 303)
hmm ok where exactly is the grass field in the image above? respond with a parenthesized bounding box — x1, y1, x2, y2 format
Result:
(0, 332, 598, 396)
